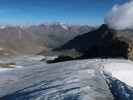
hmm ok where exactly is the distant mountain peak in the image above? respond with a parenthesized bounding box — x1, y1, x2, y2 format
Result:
(97, 24, 110, 31)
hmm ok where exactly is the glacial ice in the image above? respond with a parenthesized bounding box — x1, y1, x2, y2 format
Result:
(0, 56, 133, 100)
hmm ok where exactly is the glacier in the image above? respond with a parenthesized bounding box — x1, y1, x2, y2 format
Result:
(0, 56, 133, 100)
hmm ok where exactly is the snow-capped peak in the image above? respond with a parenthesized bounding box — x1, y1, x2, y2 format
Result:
(0, 25, 6, 29)
(60, 23, 69, 30)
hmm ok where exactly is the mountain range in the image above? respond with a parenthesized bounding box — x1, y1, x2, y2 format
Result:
(0, 23, 94, 56)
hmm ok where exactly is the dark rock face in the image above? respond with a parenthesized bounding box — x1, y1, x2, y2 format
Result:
(54, 24, 130, 59)
(46, 55, 74, 63)
(81, 39, 129, 59)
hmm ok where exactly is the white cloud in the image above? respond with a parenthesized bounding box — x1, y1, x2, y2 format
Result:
(105, 1, 133, 30)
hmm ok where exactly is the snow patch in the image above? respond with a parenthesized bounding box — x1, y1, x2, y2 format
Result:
(103, 62, 133, 87)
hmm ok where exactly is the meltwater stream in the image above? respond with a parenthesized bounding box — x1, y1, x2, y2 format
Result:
(0, 56, 133, 100)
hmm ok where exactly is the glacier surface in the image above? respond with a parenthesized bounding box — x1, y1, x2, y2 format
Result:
(0, 56, 133, 100)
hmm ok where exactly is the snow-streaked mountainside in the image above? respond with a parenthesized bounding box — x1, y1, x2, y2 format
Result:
(0, 56, 133, 100)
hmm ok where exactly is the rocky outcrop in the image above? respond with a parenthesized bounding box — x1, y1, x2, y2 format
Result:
(0, 63, 16, 68)
(46, 55, 74, 63)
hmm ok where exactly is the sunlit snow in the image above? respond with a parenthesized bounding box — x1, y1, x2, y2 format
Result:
(103, 61, 133, 87)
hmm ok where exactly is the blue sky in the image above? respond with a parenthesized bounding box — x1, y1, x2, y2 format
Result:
(0, 0, 129, 25)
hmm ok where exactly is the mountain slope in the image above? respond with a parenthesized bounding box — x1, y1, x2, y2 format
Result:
(55, 24, 115, 52)
(54, 24, 131, 59)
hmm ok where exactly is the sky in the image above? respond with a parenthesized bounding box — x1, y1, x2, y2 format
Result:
(0, 0, 129, 26)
